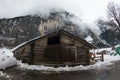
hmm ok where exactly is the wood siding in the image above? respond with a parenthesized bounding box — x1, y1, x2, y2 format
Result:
(13, 31, 94, 66)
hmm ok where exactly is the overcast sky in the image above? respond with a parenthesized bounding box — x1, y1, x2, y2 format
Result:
(0, 0, 120, 23)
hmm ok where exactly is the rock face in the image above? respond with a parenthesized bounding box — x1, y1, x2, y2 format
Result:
(100, 29, 120, 46)
(0, 15, 42, 47)
(0, 10, 112, 48)
(38, 12, 77, 36)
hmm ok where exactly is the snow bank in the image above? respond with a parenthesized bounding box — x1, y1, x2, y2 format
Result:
(0, 48, 17, 69)
(17, 60, 114, 72)
(0, 48, 13, 56)
(0, 54, 17, 69)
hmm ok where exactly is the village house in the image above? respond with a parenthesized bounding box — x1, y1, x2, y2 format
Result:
(12, 30, 96, 66)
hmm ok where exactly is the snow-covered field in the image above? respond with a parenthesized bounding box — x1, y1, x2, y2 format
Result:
(0, 47, 120, 72)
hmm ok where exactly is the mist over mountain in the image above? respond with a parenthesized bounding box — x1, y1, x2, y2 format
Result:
(0, 9, 112, 48)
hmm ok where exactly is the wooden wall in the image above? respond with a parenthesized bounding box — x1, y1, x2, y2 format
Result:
(14, 38, 47, 64)
(61, 34, 86, 47)
(14, 32, 91, 66)
(61, 34, 90, 65)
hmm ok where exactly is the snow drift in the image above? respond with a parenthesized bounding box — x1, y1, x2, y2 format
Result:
(0, 48, 17, 69)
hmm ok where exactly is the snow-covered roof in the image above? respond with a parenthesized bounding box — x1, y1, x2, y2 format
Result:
(12, 36, 42, 52)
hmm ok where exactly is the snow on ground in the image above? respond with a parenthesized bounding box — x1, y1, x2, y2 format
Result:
(0, 54, 17, 69)
(0, 48, 17, 69)
(90, 47, 112, 54)
(0, 48, 13, 56)
(17, 61, 114, 72)
(0, 71, 13, 80)
(0, 48, 120, 72)
(104, 54, 120, 62)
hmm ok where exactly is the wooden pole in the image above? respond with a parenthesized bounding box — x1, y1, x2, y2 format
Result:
(74, 47, 77, 62)
(101, 54, 104, 62)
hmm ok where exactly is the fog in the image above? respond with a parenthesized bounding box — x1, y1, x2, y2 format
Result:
(1, 0, 119, 20)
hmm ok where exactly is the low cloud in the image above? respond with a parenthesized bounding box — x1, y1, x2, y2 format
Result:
(0, 0, 82, 19)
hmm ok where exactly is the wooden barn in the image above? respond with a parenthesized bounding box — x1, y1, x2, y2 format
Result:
(12, 30, 96, 66)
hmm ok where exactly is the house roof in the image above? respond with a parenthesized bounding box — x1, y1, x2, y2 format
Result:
(12, 30, 97, 52)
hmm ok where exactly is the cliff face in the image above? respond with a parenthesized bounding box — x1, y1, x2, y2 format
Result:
(0, 11, 113, 48)
(0, 15, 42, 47)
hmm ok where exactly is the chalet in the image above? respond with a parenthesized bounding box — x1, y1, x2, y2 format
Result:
(12, 30, 96, 66)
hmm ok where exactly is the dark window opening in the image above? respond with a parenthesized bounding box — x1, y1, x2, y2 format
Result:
(48, 35, 60, 45)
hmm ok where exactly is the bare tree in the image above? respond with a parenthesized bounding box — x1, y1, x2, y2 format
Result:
(107, 2, 120, 31)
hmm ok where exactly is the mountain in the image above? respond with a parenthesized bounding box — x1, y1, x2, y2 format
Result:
(0, 10, 111, 48)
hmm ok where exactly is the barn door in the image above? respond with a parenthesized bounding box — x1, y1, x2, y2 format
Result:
(61, 46, 76, 62)
(45, 45, 62, 63)
(45, 45, 77, 63)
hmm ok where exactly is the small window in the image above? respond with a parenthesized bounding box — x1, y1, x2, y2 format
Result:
(47, 35, 60, 45)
